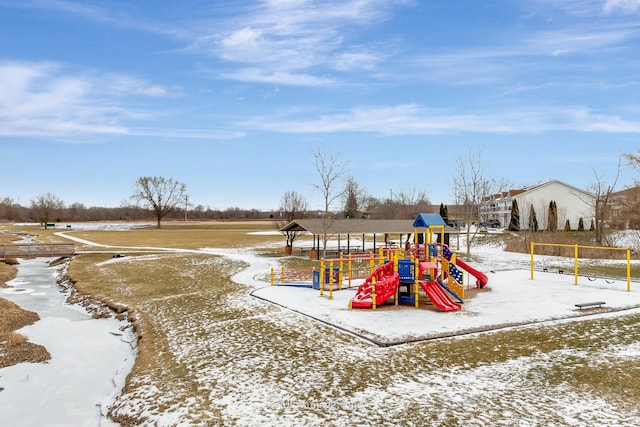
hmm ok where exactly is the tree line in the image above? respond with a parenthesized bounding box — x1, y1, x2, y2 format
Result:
(3, 146, 640, 249)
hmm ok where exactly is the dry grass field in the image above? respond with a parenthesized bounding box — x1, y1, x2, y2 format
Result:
(4, 222, 640, 425)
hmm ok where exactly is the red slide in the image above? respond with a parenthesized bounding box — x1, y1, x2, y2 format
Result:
(455, 258, 488, 288)
(350, 262, 399, 309)
(419, 281, 461, 311)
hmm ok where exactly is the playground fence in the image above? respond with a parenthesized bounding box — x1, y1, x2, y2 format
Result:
(270, 250, 396, 287)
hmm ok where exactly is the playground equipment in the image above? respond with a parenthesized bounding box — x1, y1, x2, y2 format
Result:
(530, 242, 632, 292)
(348, 213, 488, 312)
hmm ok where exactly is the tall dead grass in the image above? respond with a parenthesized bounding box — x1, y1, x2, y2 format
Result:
(0, 298, 51, 369)
(0, 262, 16, 287)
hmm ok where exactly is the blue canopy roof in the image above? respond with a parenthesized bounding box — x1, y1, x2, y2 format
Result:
(412, 213, 447, 228)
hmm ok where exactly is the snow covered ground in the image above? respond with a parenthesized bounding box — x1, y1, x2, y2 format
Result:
(2, 224, 640, 426)
(254, 269, 640, 345)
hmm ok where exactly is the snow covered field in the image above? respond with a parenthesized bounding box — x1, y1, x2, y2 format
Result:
(2, 225, 640, 426)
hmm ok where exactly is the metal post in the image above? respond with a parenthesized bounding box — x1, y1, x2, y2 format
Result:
(574, 244, 579, 285)
(627, 249, 631, 292)
(530, 241, 534, 280)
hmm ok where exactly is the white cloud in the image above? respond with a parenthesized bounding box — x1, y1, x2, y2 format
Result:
(11, 0, 188, 38)
(189, 0, 402, 84)
(333, 51, 383, 71)
(604, 0, 640, 14)
(220, 27, 265, 61)
(220, 68, 335, 86)
(409, 22, 640, 88)
(132, 85, 170, 97)
(238, 103, 640, 135)
(0, 61, 224, 140)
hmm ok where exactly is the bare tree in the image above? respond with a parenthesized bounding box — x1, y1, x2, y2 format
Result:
(0, 197, 17, 221)
(626, 149, 640, 167)
(587, 159, 621, 245)
(30, 192, 65, 228)
(452, 148, 498, 257)
(277, 190, 308, 250)
(394, 188, 431, 219)
(128, 176, 187, 228)
(366, 188, 430, 219)
(311, 147, 349, 258)
(620, 151, 640, 255)
(342, 175, 368, 219)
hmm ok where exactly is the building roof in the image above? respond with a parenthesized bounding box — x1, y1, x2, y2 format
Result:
(279, 218, 416, 235)
(412, 213, 447, 228)
(611, 186, 640, 199)
(483, 180, 594, 202)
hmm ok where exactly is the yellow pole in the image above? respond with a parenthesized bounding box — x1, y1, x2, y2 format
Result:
(348, 254, 352, 288)
(393, 251, 398, 274)
(281, 265, 285, 284)
(530, 241, 535, 280)
(394, 252, 399, 306)
(320, 258, 325, 297)
(414, 281, 419, 308)
(574, 244, 579, 285)
(371, 277, 376, 310)
(271, 267, 274, 286)
(339, 252, 343, 290)
(329, 260, 334, 300)
(627, 249, 631, 292)
(378, 246, 384, 266)
(369, 251, 374, 274)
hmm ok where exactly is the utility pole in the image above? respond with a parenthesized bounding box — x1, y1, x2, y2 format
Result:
(184, 195, 189, 222)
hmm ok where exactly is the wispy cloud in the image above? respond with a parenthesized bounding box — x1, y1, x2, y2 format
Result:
(3, 0, 189, 39)
(0, 61, 233, 140)
(189, 0, 403, 85)
(409, 20, 640, 89)
(219, 68, 335, 86)
(604, 0, 640, 14)
(238, 103, 640, 135)
(9, 0, 404, 87)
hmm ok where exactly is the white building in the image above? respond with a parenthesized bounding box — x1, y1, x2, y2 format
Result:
(480, 180, 595, 230)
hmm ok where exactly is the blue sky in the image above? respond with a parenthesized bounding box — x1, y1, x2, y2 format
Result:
(1, 0, 640, 211)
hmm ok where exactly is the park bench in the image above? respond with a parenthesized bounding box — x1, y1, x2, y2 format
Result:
(575, 301, 606, 310)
